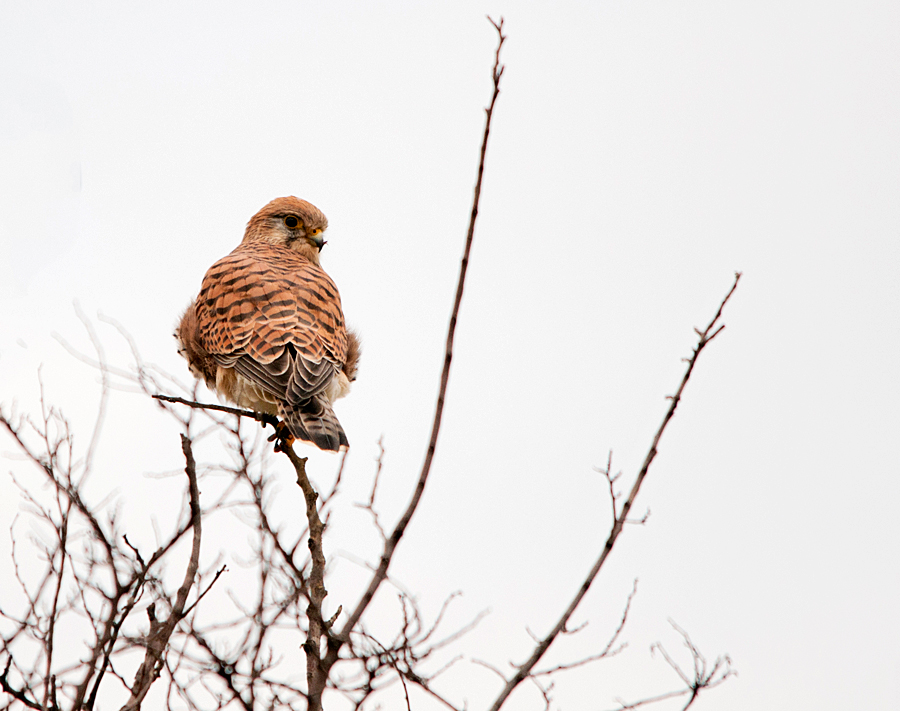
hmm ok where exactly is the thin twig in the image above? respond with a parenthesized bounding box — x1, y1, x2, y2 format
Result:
(604, 620, 735, 711)
(534, 579, 638, 676)
(152, 394, 278, 428)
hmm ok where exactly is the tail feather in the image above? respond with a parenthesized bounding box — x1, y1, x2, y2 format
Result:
(280, 397, 348, 452)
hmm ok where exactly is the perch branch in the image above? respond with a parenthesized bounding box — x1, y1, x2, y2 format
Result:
(151, 394, 279, 429)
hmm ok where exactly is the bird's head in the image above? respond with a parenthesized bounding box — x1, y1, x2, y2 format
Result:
(242, 196, 330, 263)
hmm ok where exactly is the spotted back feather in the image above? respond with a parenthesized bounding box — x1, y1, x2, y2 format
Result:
(197, 242, 348, 367)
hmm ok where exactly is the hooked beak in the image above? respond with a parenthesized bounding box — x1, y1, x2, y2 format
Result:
(310, 234, 326, 251)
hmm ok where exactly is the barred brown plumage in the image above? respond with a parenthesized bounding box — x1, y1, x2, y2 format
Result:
(176, 197, 359, 451)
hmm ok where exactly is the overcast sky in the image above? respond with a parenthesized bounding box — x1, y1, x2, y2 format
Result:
(1, 2, 898, 710)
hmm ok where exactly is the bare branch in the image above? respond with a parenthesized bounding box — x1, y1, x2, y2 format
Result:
(488, 272, 742, 709)
(400, 675, 465, 711)
(325, 16, 507, 680)
(0, 659, 42, 710)
(42, 487, 71, 710)
(354, 438, 389, 542)
(152, 395, 278, 429)
(119, 435, 203, 711)
(605, 620, 736, 711)
(279, 447, 329, 711)
(321, 448, 349, 506)
(534, 579, 638, 676)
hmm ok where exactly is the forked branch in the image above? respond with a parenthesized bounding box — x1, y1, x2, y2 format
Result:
(607, 620, 736, 711)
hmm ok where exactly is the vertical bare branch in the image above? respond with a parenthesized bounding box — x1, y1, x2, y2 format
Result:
(42, 490, 71, 711)
(280, 447, 329, 711)
(324, 16, 507, 676)
(119, 435, 202, 711)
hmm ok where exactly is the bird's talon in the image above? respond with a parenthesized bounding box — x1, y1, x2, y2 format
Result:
(268, 421, 296, 453)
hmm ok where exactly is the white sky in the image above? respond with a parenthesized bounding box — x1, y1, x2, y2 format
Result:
(1, 2, 898, 710)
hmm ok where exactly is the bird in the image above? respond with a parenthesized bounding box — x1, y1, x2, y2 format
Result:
(176, 196, 359, 451)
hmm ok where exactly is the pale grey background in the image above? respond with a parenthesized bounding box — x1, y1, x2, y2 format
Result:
(1, 2, 898, 709)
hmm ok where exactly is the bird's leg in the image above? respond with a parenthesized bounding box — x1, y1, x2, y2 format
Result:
(267, 419, 296, 453)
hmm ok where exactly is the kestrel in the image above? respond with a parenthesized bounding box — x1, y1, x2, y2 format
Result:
(176, 197, 359, 451)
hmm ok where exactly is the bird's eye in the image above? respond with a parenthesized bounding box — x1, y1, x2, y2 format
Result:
(284, 215, 300, 229)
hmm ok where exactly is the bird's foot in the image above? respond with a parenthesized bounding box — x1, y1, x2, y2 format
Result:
(268, 420, 296, 453)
